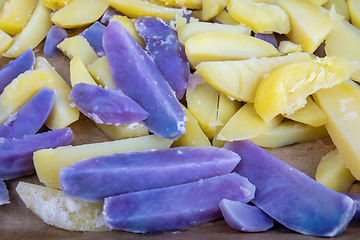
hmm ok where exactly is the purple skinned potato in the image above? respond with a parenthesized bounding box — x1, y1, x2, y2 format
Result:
(59, 146, 240, 203)
(0, 48, 34, 94)
(69, 83, 148, 125)
(224, 140, 356, 237)
(0, 127, 73, 180)
(103, 173, 255, 233)
(103, 20, 186, 140)
(79, 21, 106, 57)
(0, 181, 9, 205)
(135, 17, 190, 100)
(100, 7, 120, 25)
(254, 33, 278, 48)
(343, 193, 360, 220)
(0, 86, 55, 139)
(44, 25, 68, 58)
(219, 199, 274, 232)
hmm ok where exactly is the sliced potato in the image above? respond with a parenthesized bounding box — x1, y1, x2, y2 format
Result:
(16, 182, 109, 231)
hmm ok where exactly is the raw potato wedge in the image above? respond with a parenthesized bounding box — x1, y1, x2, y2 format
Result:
(325, 6, 360, 82)
(322, 0, 349, 21)
(34, 135, 174, 189)
(70, 56, 97, 86)
(201, 0, 227, 21)
(315, 149, 356, 192)
(57, 35, 98, 67)
(216, 103, 283, 141)
(313, 81, 360, 180)
(109, 15, 146, 48)
(35, 57, 80, 129)
(348, 0, 360, 29)
(87, 57, 116, 89)
(249, 121, 329, 148)
(0, 30, 12, 55)
(177, 21, 251, 44)
(0, 0, 37, 35)
(227, 0, 290, 34)
(51, 0, 109, 28)
(254, 56, 360, 123)
(3, 0, 52, 58)
(0, 70, 55, 124)
(286, 96, 327, 127)
(185, 32, 280, 67)
(172, 105, 212, 147)
(186, 79, 220, 140)
(44, 0, 74, 9)
(196, 52, 311, 103)
(108, 0, 183, 23)
(16, 182, 109, 231)
(158, 0, 202, 9)
(277, 0, 331, 53)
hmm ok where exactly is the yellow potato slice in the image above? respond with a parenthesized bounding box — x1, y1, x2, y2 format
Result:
(201, 0, 227, 21)
(34, 135, 174, 189)
(212, 93, 241, 147)
(249, 121, 329, 148)
(196, 52, 311, 103)
(0, 30, 12, 55)
(0, 70, 55, 124)
(313, 81, 360, 180)
(185, 31, 280, 67)
(348, 0, 360, 29)
(254, 56, 360, 123)
(158, 0, 202, 9)
(87, 57, 116, 89)
(35, 57, 80, 129)
(3, 0, 52, 58)
(214, 10, 239, 25)
(315, 149, 356, 192)
(298, 0, 327, 6)
(322, 0, 349, 21)
(325, 6, 360, 82)
(227, 0, 290, 34)
(286, 96, 327, 127)
(278, 40, 302, 55)
(51, 0, 109, 28)
(217, 103, 283, 141)
(172, 105, 212, 147)
(277, 0, 332, 53)
(44, 0, 74, 10)
(177, 21, 251, 44)
(109, 15, 146, 48)
(57, 35, 98, 67)
(96, 122, 149, 141)
(70, 56, 97, 86)
(0, 0, 37, 35)
(16, 182, 109, 231)
(108, 0, 183, 23)
(186, 77, 220, 140)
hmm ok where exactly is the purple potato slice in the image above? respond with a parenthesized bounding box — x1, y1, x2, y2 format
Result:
(44, 25, 68, 58)
(135, 17, 190, 99)
(79, 21, 106, 57)
(344, 193, 360, 220)
(219, 199, 274, 232)
(0, 127, 74, 180)
(0, 48, 35, 94)
(103, 173, 255, 233)
(0, 86, 55, 139)
(69, 82, 148, 125)
(103, 20, 186, 140)
(224, 140, 356, 237)
(59, 146, 240, 203)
